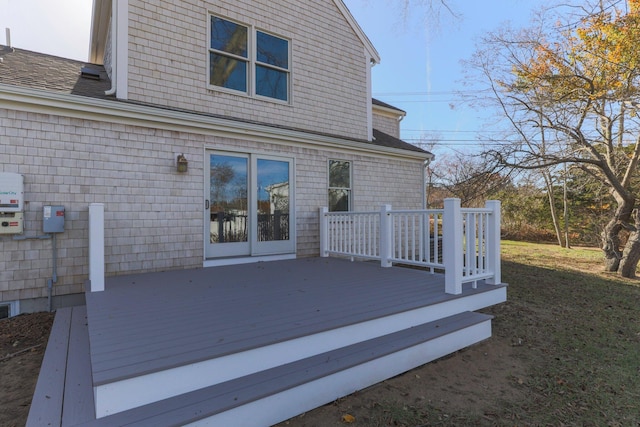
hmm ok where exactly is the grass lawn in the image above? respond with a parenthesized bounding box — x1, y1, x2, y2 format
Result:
(487, 241, 640, 426)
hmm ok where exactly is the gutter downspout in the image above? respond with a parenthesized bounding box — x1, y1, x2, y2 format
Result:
(423, 157, 432, 209)
(105, 0, 117, 96)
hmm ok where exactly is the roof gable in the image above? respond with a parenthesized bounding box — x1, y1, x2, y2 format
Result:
(332, 0, 380, 64)
(89, 0, 381, 65)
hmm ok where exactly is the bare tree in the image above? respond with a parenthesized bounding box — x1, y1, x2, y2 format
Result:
(465, 0, 640, 277)
(428, 151, 509, 207)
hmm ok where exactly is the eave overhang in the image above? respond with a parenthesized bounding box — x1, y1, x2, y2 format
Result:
(0, 84, 431, 161)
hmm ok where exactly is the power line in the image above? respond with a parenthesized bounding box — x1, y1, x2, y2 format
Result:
(373, 90, 491, 96)
(402, 129, 506, 133)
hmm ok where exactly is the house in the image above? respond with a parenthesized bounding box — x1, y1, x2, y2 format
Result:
(0, 0, 433, 314)
(0, 1, 506, 425)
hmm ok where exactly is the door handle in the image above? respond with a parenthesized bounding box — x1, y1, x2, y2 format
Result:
(205, 200, 210, 210)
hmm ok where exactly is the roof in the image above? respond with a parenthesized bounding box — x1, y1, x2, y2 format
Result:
(372, 129, 426, 154)
(372, 98, 406, 115)
(0, 46, 429, 156)
(0, 46, 111, 99)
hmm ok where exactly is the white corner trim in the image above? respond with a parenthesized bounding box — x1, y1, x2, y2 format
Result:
(366, 50, 373, 142)
(115, 0, 128, 100)
(89, 0, 111, 64)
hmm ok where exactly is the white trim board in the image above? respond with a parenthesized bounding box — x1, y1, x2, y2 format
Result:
(0, 84, 430, 162)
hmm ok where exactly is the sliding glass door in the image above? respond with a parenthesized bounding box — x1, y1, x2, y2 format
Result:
(206, 151, 294, 258)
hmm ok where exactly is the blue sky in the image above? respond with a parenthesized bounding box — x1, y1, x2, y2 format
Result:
(344, 0, 538, 153)
(0, 0, 539, 154)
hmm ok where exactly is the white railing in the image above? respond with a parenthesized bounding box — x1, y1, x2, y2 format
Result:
(89, 203, 105, 292)
(320, 198, 502, 295)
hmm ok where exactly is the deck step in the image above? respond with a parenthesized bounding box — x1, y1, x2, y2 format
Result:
(81, 311, 492, 427)
(27, 306, 95, 427)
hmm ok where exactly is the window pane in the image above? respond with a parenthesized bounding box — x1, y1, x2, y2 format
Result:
(256, 65, 288, 101)
(329, 160, 350, 188)
(329, 189, 350, 212)
(210, 17, 247, 58)
(210, 155, 248, 244)
(257, 159, 290, 242)
(257, 31, 288, 69)
(209, 53, 247, 92)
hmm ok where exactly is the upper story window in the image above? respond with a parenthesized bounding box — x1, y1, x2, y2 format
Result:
(209, 15, 290, 102)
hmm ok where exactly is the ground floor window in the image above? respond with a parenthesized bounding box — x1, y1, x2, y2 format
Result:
(328, 159, 351, 212)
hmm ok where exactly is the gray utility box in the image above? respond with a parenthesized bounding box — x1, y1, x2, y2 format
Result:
(43, 206, 65, 233)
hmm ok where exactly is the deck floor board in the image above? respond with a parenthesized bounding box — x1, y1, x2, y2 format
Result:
(85, 257, 500, 385)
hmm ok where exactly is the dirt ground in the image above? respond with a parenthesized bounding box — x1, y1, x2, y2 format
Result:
(0, 311, 54, 427)
(0, 307, 524, 427)
(274, 304, 526, 426)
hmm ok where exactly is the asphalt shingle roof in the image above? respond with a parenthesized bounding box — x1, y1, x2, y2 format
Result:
(372, 129, 425, 153)
(0, 46, 429, 155)
(0, 45, 112, 98)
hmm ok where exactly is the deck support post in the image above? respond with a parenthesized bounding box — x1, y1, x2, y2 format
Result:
(485, 200, 502, 285)
(380, 204, 392, 267)
(319, 207, 329, 257)
(89, 203, 105, 292)
(443, 198, 463, 294)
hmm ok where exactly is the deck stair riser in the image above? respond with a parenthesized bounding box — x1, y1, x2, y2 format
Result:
(93, 286, 505, 417)
(83, 311, 492, 427)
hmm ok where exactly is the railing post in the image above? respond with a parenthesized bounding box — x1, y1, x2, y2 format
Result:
(319, 207, 329, 257)
(485, 200, 502, 285)
(380, 204, 392, 267)
(89, 203, 105, 292)
(444, 198, 463, 294)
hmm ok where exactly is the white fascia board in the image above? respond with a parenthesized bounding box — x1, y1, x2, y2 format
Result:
(373, 104, 407, 120)
(333, 0, 380, 64)
(0, 84, 431, 161)
(89, 0, 111, 64)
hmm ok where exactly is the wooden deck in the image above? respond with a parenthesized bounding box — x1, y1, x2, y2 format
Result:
(30, 256, 506, 425)
(85, 257, 503, 388)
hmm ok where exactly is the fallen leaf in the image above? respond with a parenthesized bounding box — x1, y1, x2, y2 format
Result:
(341, 414, 356, 423)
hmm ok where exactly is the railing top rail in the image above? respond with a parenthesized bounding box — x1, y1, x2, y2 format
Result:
(387, 209, 444, 215)
(323, 210, 379, 216)
(461, 208, 494, 214)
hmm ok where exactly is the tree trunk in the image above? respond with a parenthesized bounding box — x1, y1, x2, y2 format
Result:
(563, 165, 571, 249)
(602, 195, 635, 273)
(543, 171, 563, 247)
(602, 217, 623, 271)
(619, 209, 640, 278)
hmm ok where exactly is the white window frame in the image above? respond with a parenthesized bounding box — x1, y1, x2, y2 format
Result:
(328, 159, 352, 212)
(207, 14, 291, 103)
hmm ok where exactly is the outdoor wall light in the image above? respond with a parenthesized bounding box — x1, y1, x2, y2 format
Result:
(177, 154, 188, 173)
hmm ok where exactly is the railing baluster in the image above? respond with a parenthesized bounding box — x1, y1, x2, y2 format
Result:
(319, 201, 501, 292)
